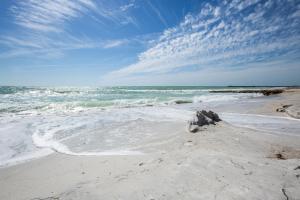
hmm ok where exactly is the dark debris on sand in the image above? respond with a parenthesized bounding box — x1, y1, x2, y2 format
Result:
(188, 110, 221, 133)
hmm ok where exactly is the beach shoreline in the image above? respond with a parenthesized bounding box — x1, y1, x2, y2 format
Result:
(0, 88, 300, 200)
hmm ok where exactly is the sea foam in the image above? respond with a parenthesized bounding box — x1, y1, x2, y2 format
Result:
(0, 86, 297, 167)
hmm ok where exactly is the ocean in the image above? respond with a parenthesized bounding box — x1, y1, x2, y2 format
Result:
(1, 86, 299, 167)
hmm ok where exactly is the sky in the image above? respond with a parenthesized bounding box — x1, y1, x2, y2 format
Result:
(0, 0, 299, 86)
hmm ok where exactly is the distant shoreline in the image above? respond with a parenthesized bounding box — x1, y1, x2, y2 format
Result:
(210, 88, 285, 96)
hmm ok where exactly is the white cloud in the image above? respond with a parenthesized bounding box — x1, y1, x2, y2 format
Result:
(107, 0, 300, 78)
(0, 0, 100, 58)
(1, 0, 140, 58)
(103, 40, 127, 48)
(120, 0, 135, 12)
(0, 33, 130, 59)
(11, 0, 97, 32)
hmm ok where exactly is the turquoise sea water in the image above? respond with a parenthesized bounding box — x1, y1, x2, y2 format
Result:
(0, 86, 264, 114)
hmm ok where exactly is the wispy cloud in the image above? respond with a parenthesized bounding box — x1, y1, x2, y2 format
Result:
(108, 0, 300, 77)
(10, 0, 97, 32)
(0, 0, 99, 58)
(0, 34, 128, 59)
(147, 1, 168, 28)
(120, 0, 136, 12)
(1, 0, 140, 59)
(103, 40, 128, 49)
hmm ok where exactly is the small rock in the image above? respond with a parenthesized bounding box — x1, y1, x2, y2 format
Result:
(276, 104, 293, 112)
(201, 110, 221, 122)
(283, 104, 292, 108)
(276, 107, 285, 112)
(262, 89, 284, 96)
(275, 153, 286, 160)
(188, 110, 221, 132)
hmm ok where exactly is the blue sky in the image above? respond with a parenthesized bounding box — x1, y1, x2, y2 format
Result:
(0, 0, 300, 86)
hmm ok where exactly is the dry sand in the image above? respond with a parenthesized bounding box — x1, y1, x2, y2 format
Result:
(0, 89, 300, 200)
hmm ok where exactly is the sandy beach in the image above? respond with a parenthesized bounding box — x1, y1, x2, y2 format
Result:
(1, 0, 300, 199)
(0, 89, 300, 200)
